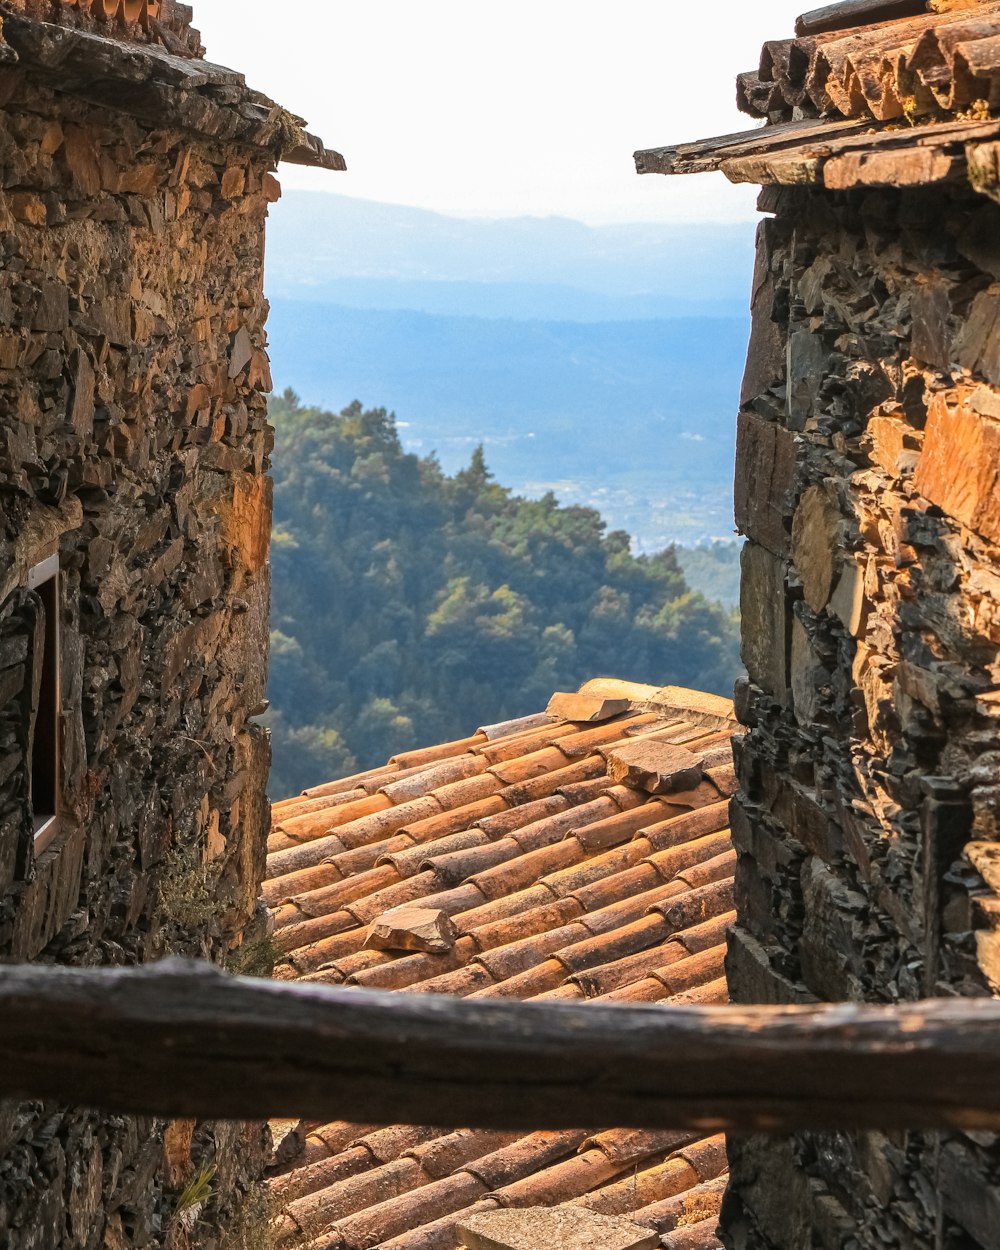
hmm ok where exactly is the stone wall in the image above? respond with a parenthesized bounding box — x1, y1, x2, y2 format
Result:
(726, 181, 1000, 1250)
(0, 28, 279, 1250)
(1, 1, 203, 56)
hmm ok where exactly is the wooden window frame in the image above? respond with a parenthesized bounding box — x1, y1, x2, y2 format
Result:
(26, 554, 61, 854)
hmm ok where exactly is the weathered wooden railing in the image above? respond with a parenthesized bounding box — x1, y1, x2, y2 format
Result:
(2, 958, 999, 1132)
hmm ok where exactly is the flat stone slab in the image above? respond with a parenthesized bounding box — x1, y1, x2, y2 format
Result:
(365, 905, 456, 954)
(457, 1207, 659, 1250)
(606, 739, 704, 795)
(547, 692, 631, 723)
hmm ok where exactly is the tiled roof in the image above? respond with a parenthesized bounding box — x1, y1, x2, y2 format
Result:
(264, 680, 738, 1250)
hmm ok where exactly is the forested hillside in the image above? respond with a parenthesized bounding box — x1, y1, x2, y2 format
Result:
(266, 392, 741, 798)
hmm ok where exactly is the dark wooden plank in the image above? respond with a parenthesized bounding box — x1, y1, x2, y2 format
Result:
(4, 959, 1000, 1131)
(795, 0, 927, 37)
(638, 114, 1000, 185)
(635, 117, 874, 177)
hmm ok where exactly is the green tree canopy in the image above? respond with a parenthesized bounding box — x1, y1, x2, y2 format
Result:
(266, 391, 741, 797)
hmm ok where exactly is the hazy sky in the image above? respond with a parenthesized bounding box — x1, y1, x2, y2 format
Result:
(193, 1, 801, 225)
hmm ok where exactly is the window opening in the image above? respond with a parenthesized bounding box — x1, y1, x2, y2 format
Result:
(26, 554, 60, 849)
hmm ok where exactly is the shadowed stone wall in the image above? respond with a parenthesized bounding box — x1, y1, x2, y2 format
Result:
(726, 181, 1000, 1250)
(0, 10, 282, 1246)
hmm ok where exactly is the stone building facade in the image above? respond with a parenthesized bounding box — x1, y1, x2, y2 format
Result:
(638, 2, 1000, 1247)
(0, 4, 340, 1246)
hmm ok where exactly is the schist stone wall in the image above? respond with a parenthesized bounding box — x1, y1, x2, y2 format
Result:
(2, 0, 204, 55)
(0, 11, 284, 1248)
(727, 181, 1000, 1250)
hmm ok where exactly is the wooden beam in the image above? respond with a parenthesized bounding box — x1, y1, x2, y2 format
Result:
(4, 960, 1000, 1132)
(635, 118, 879, 178)
(637, 115, 1000, 189)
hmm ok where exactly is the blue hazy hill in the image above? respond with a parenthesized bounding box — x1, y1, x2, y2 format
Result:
(266, 192, 756, 313)
(264, 192, 754, 549)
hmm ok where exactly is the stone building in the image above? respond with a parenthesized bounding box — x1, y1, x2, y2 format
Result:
(0, 2, 340, 1245)
(636, 1, 1000, 1247)
(6, 2, 1000, 1250)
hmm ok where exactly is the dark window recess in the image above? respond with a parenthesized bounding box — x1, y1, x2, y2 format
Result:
(26, 556, 60, 846)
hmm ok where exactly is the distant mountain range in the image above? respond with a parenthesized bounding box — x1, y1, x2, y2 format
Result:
(264, 192, 754, 552)
(266, 192, 756, 317)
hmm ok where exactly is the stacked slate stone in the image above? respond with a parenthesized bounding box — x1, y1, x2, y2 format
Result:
(0, 5, 339, 1248)
(729, 179, 1000, 1250)
(1, 0, 204, 57)
(637, 2, 1000, 1248)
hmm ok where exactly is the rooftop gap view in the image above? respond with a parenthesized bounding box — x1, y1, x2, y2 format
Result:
(1, 3, 1000, 1250)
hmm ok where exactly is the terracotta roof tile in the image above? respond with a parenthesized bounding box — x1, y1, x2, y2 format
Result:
(270, 1144, 374, 1204)
(475, 721, 577, 764)
(391, 734, 487, 769)
(421, 841, 516, 887)
(409, 963, 495, 997)
(553, 914, 668, 974)
(395, 796, 510, 845)
(477, 712, 557, 740)
(285, 1157, 428, 1231)
(661, 1217, 725, 1249)
(465, 896, 584, 951)
(406, 1130, 518, 1180)
(671, 976, 729, 1005)
(498, 756, 609, 805)
(466, 838, 588, 901)
(650, 877, 737, 931)
(554, 714, 661, 757)
(504, 802, 610, 852)
(461, 1130, 588, 1189)
(569, 863, 668, 912)
(678, 1135, 729, 1183)
(331, 1170, 488, 1248)
(633, 1175, 730, 1235)
(642, 802, 732, 852)
(270, 792, 389, 850)
(380, 831, 489, 879)
(452, 884, 555, 932)
(378, 756, 489, 804)
(573, 801, 676, 851)
(583, 1128, 699, 1166)
(295, 763, 400, 802)
(576, 1155, 701, 1215)
(472, 794, 569, 838)
(348, 940, 479, 991)
(265, 682, 737, 1249)
(647, 831, 735, 882)
(472, 922, 590, 982)
(490, 1145, 634, 1205)
(275, 918, 365, 964)
(562, 939, 687, 1000)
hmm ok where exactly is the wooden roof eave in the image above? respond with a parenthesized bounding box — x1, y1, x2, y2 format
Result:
(634, 112, 1000, 191)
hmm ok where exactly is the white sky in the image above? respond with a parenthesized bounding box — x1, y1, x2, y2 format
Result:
(193, 1, 802, 225)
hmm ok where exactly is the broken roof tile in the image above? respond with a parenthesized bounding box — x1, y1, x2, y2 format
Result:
(266, 681, 735, 1250)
